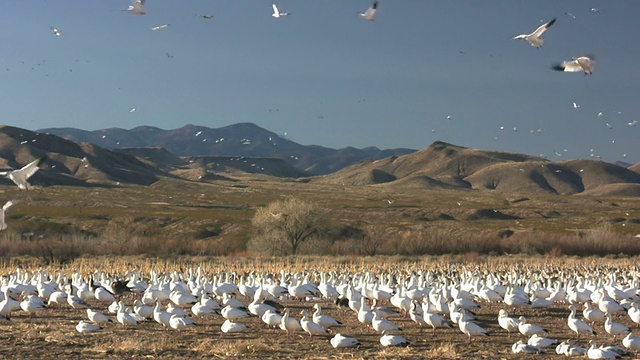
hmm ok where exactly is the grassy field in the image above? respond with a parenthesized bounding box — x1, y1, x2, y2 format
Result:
(0, 174, 637, 259)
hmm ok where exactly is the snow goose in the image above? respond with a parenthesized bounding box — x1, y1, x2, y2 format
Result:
(166, 302, 189, 317)
(300, 310, 328, 339)
(408, 301, 428, 328)
(528, 333, 558, 348)
(498, 309, 519, 337)
(372, 308, 401, 334)
(134, 299, 154, 319)
(423, 301, 452, 334)
(169, 290, 198, 307)
(512, 340, 542, 354)
(390, 284, 412, 315)
(513, 18, 556, 48)
(124, 0, 145, 15)
(280, 308, 302, 337)
(94, 286, 116, 303)
(518, 316, 547, 337)
(604, 312, 630, 340)
(222, 293, 246, 310)
(359, 1, 378, 21)
(559, 339, 588, 356)
(116, 302, 138, 327)
(330, 333, 360, 348)
(568, 305, 596, 339)
(380, 331, 410, 347)
(627, 302, 640, 325)
(458, 307, 488, 343)
(0, 158, 43, 191)
(530, 294, 554, 308)
(318, 273, 340, 301)
(108, 300, 119, 314)
(20, 295, 46, 319)
(312, 303, 342, 328)
(587, 340, 622, 359)
(0, 200, 15, 231)
(153, 301, 172, 330)
(0, 289, 21, 316)
(76, 320, 101, 333)
(169, 313, 196, 331)
(248, 298, 276, 317)
(221, 305, 248, 321)
(66, 286, 88, 309)
(221, 319, 247, 333)
(622, 332, 640, 353)
(552, 56, 595, 75)
(504, 286, 531, 309)
(192, 302, 217, 318)
(47, 290, 67, 308)
(87, 308, 112, 325)
(584, 301, 606, 324)
(357, 299, 374, 326)
(199, 293, 222, 312)
(261, 309, 282, 328)
(271, 3, 289, 18)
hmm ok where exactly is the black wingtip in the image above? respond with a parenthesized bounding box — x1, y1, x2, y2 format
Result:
(551, 64, 564, 71)
(548, 18, 556, 26)
(372, 1, 378, 9)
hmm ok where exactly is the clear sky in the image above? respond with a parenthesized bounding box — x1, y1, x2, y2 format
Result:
(0, 1, 639, 164)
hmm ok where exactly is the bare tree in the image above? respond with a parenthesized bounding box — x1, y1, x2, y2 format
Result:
(249, 198, 329, 255)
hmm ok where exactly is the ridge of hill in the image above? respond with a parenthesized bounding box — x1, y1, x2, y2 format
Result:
(39, 123, 415, 175)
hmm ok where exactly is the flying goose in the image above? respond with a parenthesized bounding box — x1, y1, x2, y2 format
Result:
(513, 18, 556, 48)
(360, 1, 378, 21)
(552, 56, 595, 75)
(0, 158, 43, 191)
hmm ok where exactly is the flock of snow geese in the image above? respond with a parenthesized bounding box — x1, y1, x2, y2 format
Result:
(2, 263, 640, 358)
(122, 0, 593, 75)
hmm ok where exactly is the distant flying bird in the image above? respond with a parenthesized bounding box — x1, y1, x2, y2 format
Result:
(199, 15, 214, 20)
(271, 3, 289, 18)
(124, 0, 145, 15)
(564, 12, 576, 19)
(572, 102, 580, 109)
(50, 26, 61, 37)
(0, 201, 15, 231)
(360, 1, 378, 21)
(513, 18, 556, 47)
(151, 24, 169, 31)
(0, 158, 44, 191)
(552, 56, 594, 75)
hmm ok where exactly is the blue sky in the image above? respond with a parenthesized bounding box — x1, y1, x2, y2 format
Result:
(0, 1, 639, 164)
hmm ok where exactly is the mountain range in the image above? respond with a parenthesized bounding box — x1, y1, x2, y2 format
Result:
(0, 123, 637, 196)
(39, 123, 415, 176)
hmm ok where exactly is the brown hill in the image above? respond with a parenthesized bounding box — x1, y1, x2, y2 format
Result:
(315, 141, 640, 195)
(316, 141, 545, 189)
(0, 126, 162, 186)
(630, 163, 640, 174)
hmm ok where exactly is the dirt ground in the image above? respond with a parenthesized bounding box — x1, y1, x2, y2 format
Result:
(1, 294, 637, 360)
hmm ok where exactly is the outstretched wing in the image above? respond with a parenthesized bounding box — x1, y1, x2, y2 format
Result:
(531, 18, 556, 38)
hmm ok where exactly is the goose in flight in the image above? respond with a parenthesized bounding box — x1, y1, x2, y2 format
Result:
(552, 56, 594, 75)
(360, 1, 378, 21)
(0, 201, 15, 231)
(124, 0, 145, 15)
(50, 26, 61, 37)
(513, 18, 556, 48)
(0, 158, 43, 191)
(271, 3, 289, 18)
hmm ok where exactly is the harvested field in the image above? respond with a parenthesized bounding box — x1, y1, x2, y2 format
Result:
(1, 256, 639, 359)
